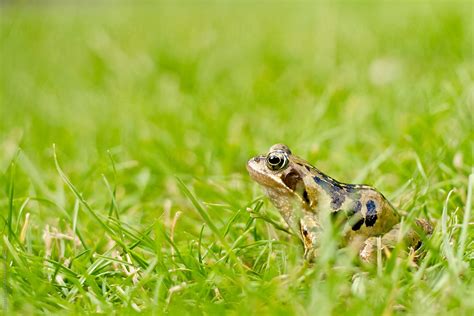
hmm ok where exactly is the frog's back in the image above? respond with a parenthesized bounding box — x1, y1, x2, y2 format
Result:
(306, 168, 401, 238)
(341, 185, 401, 240)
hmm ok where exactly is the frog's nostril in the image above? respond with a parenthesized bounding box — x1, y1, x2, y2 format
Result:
(254, 157, 261, 163)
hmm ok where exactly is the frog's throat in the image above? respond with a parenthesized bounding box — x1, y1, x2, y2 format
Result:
(264, 187, 307, 235)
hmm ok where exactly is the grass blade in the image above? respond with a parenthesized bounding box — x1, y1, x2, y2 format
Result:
(457, 173, 473, 260)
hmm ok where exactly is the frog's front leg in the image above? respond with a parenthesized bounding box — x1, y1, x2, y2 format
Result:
(299, 216, 321, 261)
(359, 219, 433, 262)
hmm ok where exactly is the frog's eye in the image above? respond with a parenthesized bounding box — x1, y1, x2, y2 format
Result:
(266, 152, 289, 171)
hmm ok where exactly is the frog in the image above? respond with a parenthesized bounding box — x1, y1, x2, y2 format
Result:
(247, 144, 432, 262)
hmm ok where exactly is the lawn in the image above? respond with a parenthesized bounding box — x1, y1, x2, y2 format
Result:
(0, 1, 473, 315)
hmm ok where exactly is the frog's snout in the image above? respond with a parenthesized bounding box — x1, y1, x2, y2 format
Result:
(246, 156, 266, 177)
(246, 157, 259, 172)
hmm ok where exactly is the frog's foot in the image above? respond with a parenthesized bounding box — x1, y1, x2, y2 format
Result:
(359, 220, 433, 263)
(359, 237, 378, 263)
(359, 235, 399, 263)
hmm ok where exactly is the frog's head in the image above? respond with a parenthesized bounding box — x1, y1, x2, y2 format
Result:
(247, 144, 312, 209)
(247, 144, 320, 257)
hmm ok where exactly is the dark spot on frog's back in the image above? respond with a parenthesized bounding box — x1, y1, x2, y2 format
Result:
(352, 218, 365, 231)
(331, 193, 345, 209)
(313, 176, 346, 209)
(313, 176, 323, 185)
(348, 200, 364, 231)
(365, 200, 377, 227)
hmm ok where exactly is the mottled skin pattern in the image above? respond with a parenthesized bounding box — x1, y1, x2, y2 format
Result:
(247, 144, 432, 262)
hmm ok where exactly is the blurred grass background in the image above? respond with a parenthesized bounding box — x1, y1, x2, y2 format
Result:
(0, 1, 473, 315)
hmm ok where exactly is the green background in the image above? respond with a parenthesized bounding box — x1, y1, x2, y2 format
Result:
(1, 1, 473, 314)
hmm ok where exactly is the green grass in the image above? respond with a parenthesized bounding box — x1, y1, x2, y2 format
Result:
(1, 1, 473, 315)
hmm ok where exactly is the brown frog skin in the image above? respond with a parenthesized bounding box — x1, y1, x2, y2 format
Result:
(247, 144, 432, 262)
